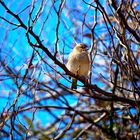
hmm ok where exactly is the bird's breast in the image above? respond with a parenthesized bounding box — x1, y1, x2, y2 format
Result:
(66, 52, 90, 76)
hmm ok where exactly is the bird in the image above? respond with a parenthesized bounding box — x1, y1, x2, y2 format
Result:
(66, 43, 90, 89)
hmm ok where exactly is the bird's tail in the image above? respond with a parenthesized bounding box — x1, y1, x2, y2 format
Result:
(71, 78, 77, 89)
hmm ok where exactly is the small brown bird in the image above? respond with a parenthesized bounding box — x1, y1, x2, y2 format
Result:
(66, 43, 90, 89)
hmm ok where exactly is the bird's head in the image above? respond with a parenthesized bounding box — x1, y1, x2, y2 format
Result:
(74, 43, 88, 52)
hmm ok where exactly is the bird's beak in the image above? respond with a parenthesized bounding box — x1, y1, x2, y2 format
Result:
(85, 47, 89, 51)
(84, 45, 89, 51)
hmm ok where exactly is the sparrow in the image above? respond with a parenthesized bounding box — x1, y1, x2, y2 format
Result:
(66, 43, 90, 89)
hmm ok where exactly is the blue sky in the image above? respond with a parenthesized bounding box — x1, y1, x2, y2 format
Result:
(0, 0, 112, 120)
(0, 1, 95, 137)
